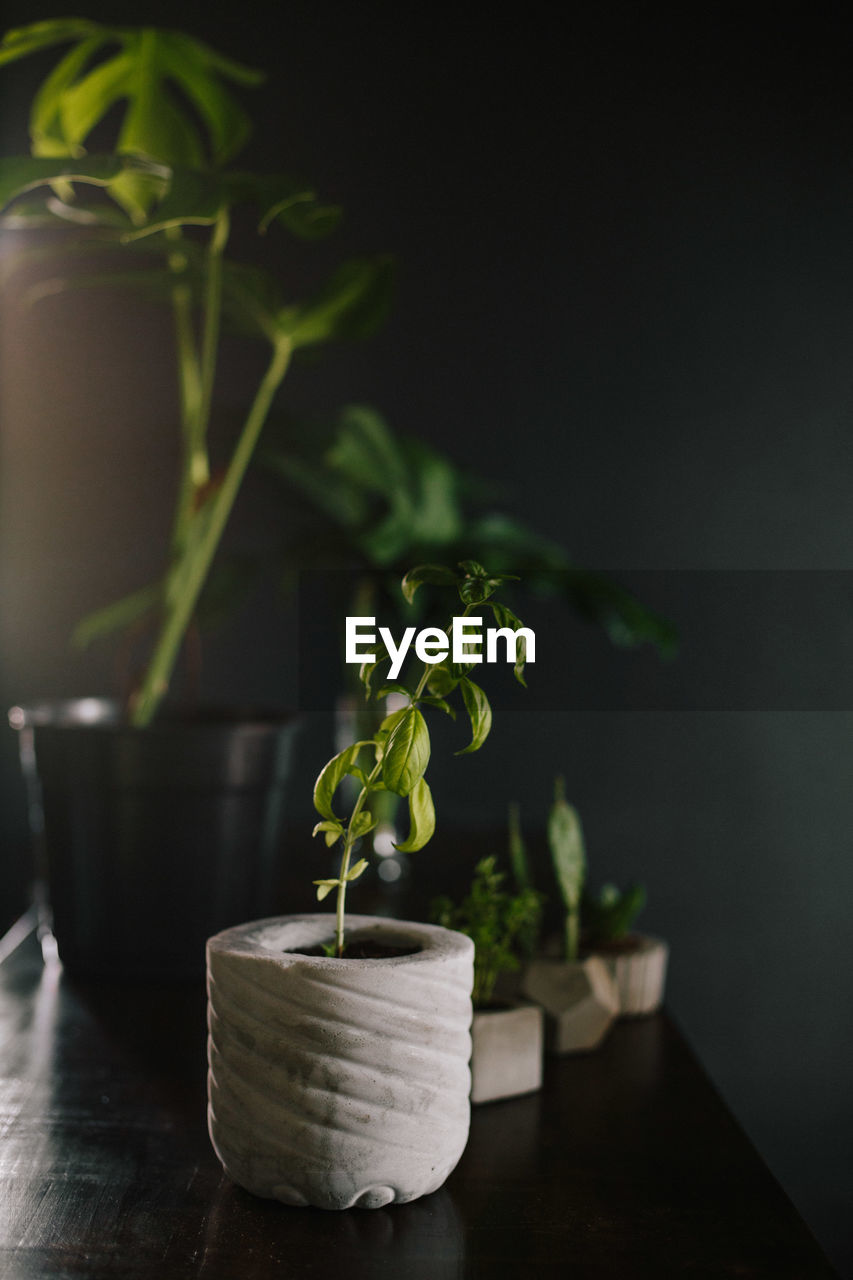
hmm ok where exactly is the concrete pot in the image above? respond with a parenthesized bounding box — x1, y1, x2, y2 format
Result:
(594, 935, 668, 1016)
(521, 956, 619, 1053)
(207, 914, 474, 1210)
(470, 1002, 543, 1105)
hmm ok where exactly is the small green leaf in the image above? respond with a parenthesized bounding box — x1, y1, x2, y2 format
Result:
(418, 694, 456, 719)
(312, 820, 344, 848)
(313, 878, 340, 902)
(548, 778, 586, 911)
(381, 707, 430, 796)
(395, 777, 435, 852)
(426, 660, 458, 698)
(313, 740, 373, 821)
(401, 563, 460, 604)
(376, 682, 413, 700)
(350, 811, 376, 839)
(456, 677, 492, 754)
(345, 858, 369, 882)
(490, 601, 530, 687)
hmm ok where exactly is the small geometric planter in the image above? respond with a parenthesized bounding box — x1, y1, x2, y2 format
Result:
(594, 935, 668, 1016)
(207, 914, 474, 1210)
(521, 956, 619, 1054)
(470, 1002, 543, 1105)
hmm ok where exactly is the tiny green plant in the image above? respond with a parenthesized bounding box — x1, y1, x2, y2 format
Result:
(548, 777, 587, 962)
(311, 560, 530, 957)
(430, 856, 542, 1008)
(510, 777, 587, 962)
(583, 882, 646, 946)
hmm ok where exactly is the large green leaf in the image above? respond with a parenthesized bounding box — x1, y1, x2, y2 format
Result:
(381, 707, 430, 796)
(1, 20, 263, 167)
(395, 777, 435, 852)
(456, 677, 492, 755)
(313, 741, 374, 822)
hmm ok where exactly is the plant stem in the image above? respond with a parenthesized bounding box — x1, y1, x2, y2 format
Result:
(166, 228, 205, 559)
(335, 759, 383, 956)
(197, 209, 229, 460)
(130, 336, 293, 726)
(565, 907, 579, 964)
(412, 601, 474, 702)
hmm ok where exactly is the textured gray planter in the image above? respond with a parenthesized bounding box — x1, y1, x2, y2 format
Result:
(521, 956, 619, 1053)
(595, 935, 668, 1016)
(470, 1002, 543, 1104)
(207, 914, 474, 1209)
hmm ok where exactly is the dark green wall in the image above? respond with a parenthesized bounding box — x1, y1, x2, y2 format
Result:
(2, 4, 851, 1271)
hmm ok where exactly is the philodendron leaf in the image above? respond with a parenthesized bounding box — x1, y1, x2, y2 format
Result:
(0, 18, 99, 67)
(401, 563, 460, 604)
(0, 156, 153, 213)
(313, 740, 374, 821)
(224, 173, 341, 239)
(549, 778, 586, 911)
(0, 20, 263, 167)
(279, 256, 394, 348)
(456, 677, 492, 755)
(381, 707, 430, 796)
(395, 777, 435, 852)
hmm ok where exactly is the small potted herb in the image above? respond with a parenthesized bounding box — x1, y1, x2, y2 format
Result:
(206, 561, 531, 1209)
(517, 780, 619, 1053)
(583, 882, 668, 1016)
(431, 855, 544, 1105)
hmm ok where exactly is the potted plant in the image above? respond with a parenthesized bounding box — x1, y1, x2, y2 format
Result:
(0, 18, 391, 976)
(430, 855, 544, 1105)
(207, 560, 532, 1207)
(583, 882, 668, 1016)
(266, 403, 678, 862)
(516, 781, 619, 1052)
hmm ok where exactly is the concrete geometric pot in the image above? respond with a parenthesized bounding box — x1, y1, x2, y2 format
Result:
(207, 913, 474, 1209)
(521, 956, 619, 1054)
(594, 935, 668, 1016)
(470, 1002, 543, 1105)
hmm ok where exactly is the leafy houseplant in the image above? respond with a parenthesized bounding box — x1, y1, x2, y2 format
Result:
(430, 856, 545, 1104)
(582, 880, 668, 1017)
(517, 781, 619, 1052)
(1, 19, 390, 977)
(206, 561, 533, 1206)
(430, 856, 542, 1009)
(270, 403, 678, 860)
(0, 17, 391, 724)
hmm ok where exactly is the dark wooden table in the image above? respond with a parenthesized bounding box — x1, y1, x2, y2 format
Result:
(0, 919, 836, 1279)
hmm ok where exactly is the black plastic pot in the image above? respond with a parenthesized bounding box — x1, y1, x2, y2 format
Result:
(10, 700, 301, 980)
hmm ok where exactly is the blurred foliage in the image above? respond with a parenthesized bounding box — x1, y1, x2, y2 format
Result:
(264, 404, 678, 657)
(430, 856, 543, 1008)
